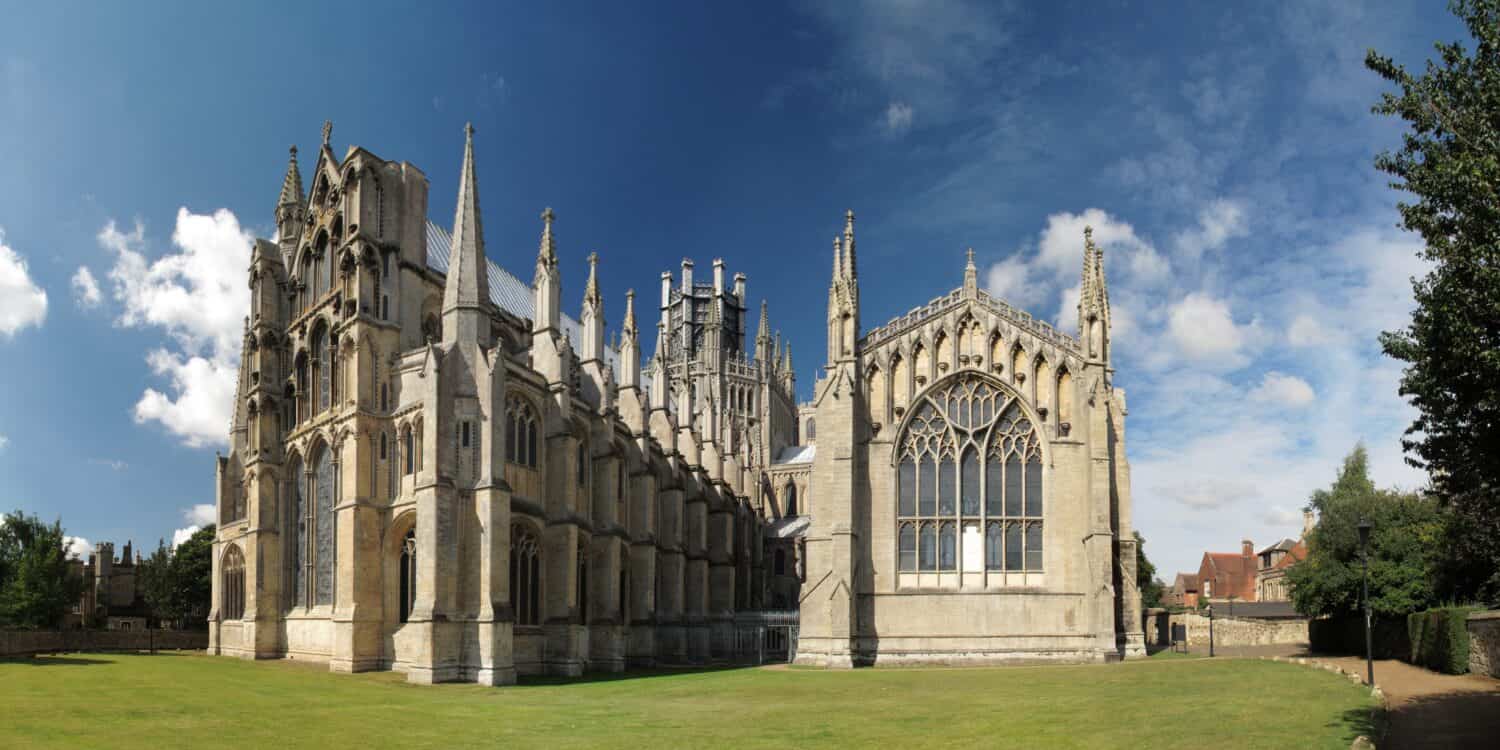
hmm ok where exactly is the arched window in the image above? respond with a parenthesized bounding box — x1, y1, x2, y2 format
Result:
(399, 528, 416, 624)
(403, 425, 415, 475)
(310, 327, 329, 414)
(314, 444, 335, 605)
(286, 455, 306, 609)
(576, 439, 588, 488)
(784, 482, 798, 518)
(577, 546, 589, 625)
(505, 396, 539, 468)
(510, 525, 541, 626)
(806, 418, 816, 440)
(222, 545, 245, 620)
(894, 375, 1044, 575)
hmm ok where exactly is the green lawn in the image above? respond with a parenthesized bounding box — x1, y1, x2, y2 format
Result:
(1, 653, 1373, 749)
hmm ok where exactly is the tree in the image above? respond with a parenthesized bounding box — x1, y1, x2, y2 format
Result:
(137, 539, 174, 626)
(1287, 446, 1449, 618)
(0, 511, 85, 629)
(1133, 531, 1164, 609)
(1367, 0, 1500, 603)
(172, 526, 214, 628)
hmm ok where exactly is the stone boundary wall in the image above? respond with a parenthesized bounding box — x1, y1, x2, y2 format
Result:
(1168, 612, 1308, 647)
(1466, 610, 1500, 678)
(1, 629, 207, 658)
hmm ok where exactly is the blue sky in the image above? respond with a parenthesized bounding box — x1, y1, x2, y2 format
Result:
(0, 1, 1458, 576)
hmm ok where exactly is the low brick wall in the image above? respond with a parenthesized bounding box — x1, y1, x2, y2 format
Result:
(1, 629, 207, 658)
(1168, 612, 1308, 647)
(1466, 610, 1500, 678)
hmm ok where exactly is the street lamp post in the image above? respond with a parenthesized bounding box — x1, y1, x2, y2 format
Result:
(1207, 603, 1214, 657)
(1358, 518, 1374, 687)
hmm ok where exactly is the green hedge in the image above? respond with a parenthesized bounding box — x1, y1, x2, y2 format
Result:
(1308, 614, 1409, 659)
(1407, 606, 1482, 674)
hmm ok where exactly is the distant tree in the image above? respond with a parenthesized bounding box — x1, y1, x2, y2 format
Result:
(137, 539, 174, 626)
(1133, 531, 1164, 609)
(172, 527, 214, 628)
(1287, 446, 1448, 618)
(1367, 0, 1500, 603)
(0, 511, 85, 629)
(137, 528, 215, 629)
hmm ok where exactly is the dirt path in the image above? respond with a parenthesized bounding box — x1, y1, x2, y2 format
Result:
(1172, 642, 1500, 748)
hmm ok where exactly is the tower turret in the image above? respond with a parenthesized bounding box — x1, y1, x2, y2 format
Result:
(275, 146, 305, 264)
(827, 209, 860, 365)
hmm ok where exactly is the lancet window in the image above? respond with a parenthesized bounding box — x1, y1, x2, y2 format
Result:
(895, 375, 1044, 575)
(221, 545, 245, 620)
(510, 524, 541, 626)
(505, 396, 539, 468)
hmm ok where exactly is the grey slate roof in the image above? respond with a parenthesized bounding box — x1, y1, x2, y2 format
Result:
(773, 444, 816, 465)
(425, 220, 628, 383)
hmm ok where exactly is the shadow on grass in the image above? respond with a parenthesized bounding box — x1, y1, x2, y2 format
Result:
(1384, 690, 1500, 747)
(1, 655, 117, 666)
(515, 664, 760, 687)
(1331, 703, 1379, 746)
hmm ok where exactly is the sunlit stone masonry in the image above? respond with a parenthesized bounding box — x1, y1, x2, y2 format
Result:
(209, 121, 1143, 684)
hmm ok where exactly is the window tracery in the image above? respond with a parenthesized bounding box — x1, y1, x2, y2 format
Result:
(510, 524, 541, 626)
(222, 545, 245, 620)
(505, 396, 539, 468)
(895, 376, 1044, 576)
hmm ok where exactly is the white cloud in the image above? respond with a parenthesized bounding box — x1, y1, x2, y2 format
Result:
(99, 208, 252, 448)
(0, 433, 7, 452)
(63, 536, 91, 560)
(183, 503, 215, 527)
(0, 229, 48, 337)
(1261, 505, 1304, 527)
(1287, 313, 1337, 347)
(884, 101, 914, 133)
(1249, 371, 1315, 407)
(984, 254, 1040, 307)
(88, 458, 128, 471)
(171, 527, 199, 550)
(1173, 198, 1248, 258)
(1165, 292, 1260, 367)
(71, 266, 102, 308)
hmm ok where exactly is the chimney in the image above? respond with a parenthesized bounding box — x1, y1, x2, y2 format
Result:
(712, 258, 725, 295)
(1242, 539, 1254, 558)
(1302, 509, 1315, 537)
(681, 258, 694, 292)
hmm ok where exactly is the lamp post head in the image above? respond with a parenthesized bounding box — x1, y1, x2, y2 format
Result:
(1357, 518, 1373, 548)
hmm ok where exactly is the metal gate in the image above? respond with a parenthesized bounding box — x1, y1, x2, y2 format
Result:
(733, 610, 799, 664)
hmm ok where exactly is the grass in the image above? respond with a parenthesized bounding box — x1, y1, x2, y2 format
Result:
(1, 653, 1374, 749)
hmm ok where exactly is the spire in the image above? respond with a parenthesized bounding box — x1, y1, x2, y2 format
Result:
(782, 341, 793, 375)
(583, 251, 602, 310)
(533, 207, 561, 333)
(278, 146, 303, 209)
(756, 299, 770, 343)
(537, 207, 558, 269)
(1077, 225, 1111, 362)
(581, 252, 605, 361)
(963, 247, 978, 297)
(831, 236, 843, 285)
(842, 209, 856, 278)
(322, 120, 333, 148)
(442, 123, 491, 346)
(623, 288, 637, 335)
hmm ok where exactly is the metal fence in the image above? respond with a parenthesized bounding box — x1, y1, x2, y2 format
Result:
(732, 610, 799, 665)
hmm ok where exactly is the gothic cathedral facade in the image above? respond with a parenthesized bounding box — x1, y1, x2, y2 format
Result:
(209, 122, 1143, 683)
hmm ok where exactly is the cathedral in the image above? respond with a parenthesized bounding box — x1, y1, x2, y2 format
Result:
(209, 121, 1143, 683)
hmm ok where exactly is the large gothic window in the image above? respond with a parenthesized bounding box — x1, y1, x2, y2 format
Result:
(505, 396, 539, 468)
(398, 528, 416, 624)
(314, 444, 336, 605)
(510, 524, 541, 626)
(222, 545, 245, 620)
(287, 456, 306, 609)
(895, 376, 1044, 576)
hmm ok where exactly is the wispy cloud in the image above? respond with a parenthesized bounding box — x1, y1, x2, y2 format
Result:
(72, 266, 102, 309)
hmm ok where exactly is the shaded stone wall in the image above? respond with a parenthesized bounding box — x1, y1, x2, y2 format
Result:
(1167, 612, 1307, 647)
(1467, 610, 1500, 678)
(0, 629, 207, 657)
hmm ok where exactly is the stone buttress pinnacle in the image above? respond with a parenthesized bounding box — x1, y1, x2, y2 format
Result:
(623, 288, 637, 336)
(537, 207, 558, 270)
(843, 209, 856, 278)
(584, 251, 602, 310)
(442, 122, 489, 317)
